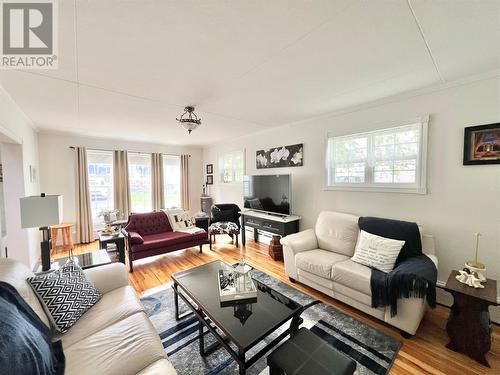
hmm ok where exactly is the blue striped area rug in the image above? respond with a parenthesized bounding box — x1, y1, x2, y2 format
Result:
(141, 268, 401, 375)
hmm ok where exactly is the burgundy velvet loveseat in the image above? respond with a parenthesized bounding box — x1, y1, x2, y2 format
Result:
(123, 211, 208, 271)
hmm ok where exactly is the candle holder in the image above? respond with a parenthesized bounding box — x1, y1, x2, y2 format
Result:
(465, 233, 486, 282)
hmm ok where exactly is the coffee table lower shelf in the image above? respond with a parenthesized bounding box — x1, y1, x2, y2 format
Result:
(172, 282, 318, 375)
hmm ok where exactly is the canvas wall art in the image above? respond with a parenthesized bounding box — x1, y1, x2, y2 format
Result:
(256, 143, 303, 169)
(463, 123, 500, 165)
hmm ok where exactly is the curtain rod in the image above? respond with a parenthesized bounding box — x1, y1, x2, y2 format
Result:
(68, 146, 191, 157)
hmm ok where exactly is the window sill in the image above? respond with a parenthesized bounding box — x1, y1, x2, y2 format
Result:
(219, 181, 243, 186)
(323, 185, 427, 195)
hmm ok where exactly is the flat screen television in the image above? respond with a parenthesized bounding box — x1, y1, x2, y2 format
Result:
(243, 174, 291, 215)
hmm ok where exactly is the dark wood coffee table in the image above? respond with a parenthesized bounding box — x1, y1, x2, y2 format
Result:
(172, 260, 318, 374)
(444, 270, 497, 366)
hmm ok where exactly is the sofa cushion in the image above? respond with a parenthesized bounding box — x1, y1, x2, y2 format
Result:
(0, 259, 50, 327)
(132, 230, 207, 252)
(57, 286, 144, 348)
(332, 259, 372, 296)
(295, 250, 349, 279)
(64, 313, 166, 375)
(27, 260, 102, 333)
(137, 359, 176, 375)
(124, 211, 172, 236)
(315, 211, 359, 256)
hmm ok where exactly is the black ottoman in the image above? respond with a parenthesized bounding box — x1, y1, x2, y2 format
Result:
(267, 328, 356, 375)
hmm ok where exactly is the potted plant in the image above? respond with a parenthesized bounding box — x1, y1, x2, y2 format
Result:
(99, 209, 120, 224)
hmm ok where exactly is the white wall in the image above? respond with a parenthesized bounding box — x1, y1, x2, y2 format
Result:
(38, 132, 204, 240)
(0, 85, 40, 267)
(203, 76, 500, 312)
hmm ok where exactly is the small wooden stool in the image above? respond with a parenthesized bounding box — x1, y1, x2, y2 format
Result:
(51, 223, 74, 253)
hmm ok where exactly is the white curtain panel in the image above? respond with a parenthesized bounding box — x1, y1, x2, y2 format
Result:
(180, 154, 190, 210)
(74, 147, 94, 243)
(113, 150, 131, 219)
(151, 153, 164, 211)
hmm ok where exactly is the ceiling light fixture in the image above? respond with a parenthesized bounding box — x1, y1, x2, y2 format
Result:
(176, 106, 201, 134)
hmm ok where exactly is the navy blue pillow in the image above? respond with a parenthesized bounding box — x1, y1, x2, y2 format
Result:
(0, 281, 65, 375)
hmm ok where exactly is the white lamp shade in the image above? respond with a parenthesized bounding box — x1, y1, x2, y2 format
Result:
(20, 195, 63, 228)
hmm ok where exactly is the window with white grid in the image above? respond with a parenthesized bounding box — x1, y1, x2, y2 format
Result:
(326, 119, 428, 193)
(218, 150, 244, 183)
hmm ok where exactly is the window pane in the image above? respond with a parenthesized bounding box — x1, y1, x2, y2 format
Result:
(394, 159, 416, 171)
(374, 161, 393, 172)
(163, 155, 181, 209)
(395, 130, 417, 143)
(327, 122, 423, 188)
(374, 171, 393, 183)
(128, 153, 152, 213)
(395, 142, 418, 157)
(87, 150, 113, 228)
(375, 145, 395, 159)
(219, 151, 244, 183)
(375, 133, 394, 146)
(334, 137, 367, 163)
(234, 152, 244, 182)
(394, 170, 416, 183)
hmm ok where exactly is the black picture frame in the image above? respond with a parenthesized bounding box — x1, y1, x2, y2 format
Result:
(463, 123, 500, 165)
(206, 175, 213, 185)
(206, 164, 213, 174)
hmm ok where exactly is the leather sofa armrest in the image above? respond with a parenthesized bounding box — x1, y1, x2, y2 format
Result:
(421, 234, 436, 255)
(281, 229, 318, 255)
(84, 262, 129, 294)
(425, 254, 438, 268)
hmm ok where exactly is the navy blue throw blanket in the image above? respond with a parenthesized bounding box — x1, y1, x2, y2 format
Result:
(359, 217, 437, 317)
(0, 281, 65, 375)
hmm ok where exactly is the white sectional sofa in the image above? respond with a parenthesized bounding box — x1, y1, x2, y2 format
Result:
(0, 258, 176, 375)
(281, 211, 438, 336)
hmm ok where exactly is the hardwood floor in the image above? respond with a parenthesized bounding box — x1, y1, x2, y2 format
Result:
(59, 238, 499, 374)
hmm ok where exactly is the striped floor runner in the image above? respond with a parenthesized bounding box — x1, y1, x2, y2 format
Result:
(141, 268, 401, 375)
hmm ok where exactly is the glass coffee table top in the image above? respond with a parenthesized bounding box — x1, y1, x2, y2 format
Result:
(172, 260, 302, 351)
(34, 250, 112, 274)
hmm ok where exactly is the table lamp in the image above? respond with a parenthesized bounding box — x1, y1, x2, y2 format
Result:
(20, 193, 63, 271)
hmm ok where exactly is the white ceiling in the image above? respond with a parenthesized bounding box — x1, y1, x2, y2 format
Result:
(1, 0, 499, 146)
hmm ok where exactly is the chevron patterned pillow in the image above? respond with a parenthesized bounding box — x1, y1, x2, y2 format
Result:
(27, 260, 102, 333)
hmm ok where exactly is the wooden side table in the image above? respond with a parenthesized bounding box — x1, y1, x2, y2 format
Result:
(444, 270, 497, 367)
(51, 223, 74, 253)
(194, 216, 210, 232)
(268, 235, 283, 261)
(98, 232, 126, 264)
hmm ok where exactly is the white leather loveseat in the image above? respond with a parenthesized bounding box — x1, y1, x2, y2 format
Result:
(281, 211, 438, 336)
(0, 258, 176, 375)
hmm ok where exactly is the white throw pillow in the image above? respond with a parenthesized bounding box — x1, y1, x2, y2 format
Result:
(163, 209, 195, 231)
(351, 230, 405, 273)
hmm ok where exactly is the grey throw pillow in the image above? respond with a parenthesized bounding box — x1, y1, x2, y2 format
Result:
(27, 260, 102, 333)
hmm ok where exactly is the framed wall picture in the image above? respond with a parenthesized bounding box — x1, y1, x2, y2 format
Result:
(206, 164, 213, 174)
(256, 143, 303, 169)
(463, 123, 500, 165)
(206, 175, 214, 185)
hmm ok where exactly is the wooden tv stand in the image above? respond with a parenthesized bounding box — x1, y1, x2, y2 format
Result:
(239, 210, 300, 246)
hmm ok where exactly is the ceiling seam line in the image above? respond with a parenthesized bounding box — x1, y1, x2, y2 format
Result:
(225, 1, 357, 84)
(15, 71, 268, 128)
(406, 0, 445, 83)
